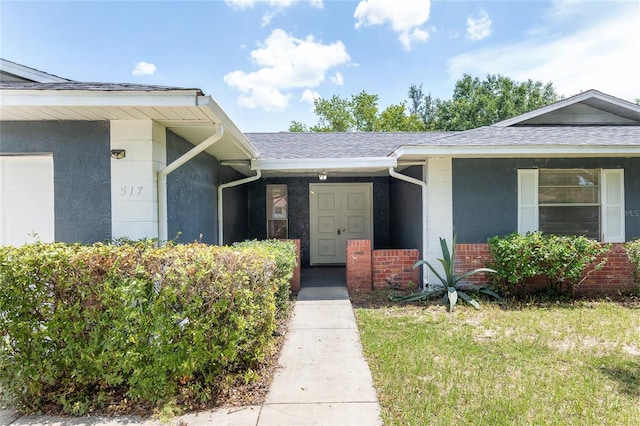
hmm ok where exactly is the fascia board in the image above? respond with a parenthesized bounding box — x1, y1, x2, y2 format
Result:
(0, 89, 200, 107)
(252, 157, 398, 171)
(395, 145, 640, 158)
(197, 96, 260, 158)
(0, 60, 70, 82)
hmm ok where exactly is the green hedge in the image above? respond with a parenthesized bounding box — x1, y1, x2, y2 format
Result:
(486, 232, 610, 297)
(625, 239, 640, 283)
(0, 239, 296, 414)
(233, 239, 297, 317)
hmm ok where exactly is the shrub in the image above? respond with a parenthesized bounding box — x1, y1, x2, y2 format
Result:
(487, 232, 610, 297)
(233, 239, 297, 318)
(0, 239, 296, 414)
(625, 239, 640, 283)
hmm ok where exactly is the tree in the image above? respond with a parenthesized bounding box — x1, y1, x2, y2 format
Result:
(423, 74, 560, 130)
(289, 74, 560, 132)
(289, 90, 424, 132)
(407, 84, 438, 130)
(308, 95, 353, 132)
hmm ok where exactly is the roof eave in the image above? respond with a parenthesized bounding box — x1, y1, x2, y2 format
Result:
(252, 157, 398, 171)
(197, 96, 260, 159)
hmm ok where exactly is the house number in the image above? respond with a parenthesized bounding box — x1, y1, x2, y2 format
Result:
(120, 186, 144, 197)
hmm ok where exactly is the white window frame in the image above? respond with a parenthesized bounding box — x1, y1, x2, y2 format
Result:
(517, 168, 625, 242)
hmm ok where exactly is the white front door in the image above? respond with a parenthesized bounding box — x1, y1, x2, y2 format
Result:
(309, 183, 373, 264)
(0, 155, 55, 246)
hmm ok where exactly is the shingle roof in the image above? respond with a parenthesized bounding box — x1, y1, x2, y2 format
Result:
(247, 126, 640, 159)
(419, 126, 640, 147)
(246, 132, 451, 159)
(0, 81, 203, 94)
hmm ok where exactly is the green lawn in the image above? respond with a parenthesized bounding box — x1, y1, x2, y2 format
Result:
(354, 299, 640, 426)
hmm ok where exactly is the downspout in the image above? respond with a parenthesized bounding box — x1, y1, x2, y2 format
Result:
(217, 169, 261, 245)
(389, 166, 428, 290)
(158, 123, 224, 241)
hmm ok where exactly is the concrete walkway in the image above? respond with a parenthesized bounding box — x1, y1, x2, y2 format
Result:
(2, 276, 382, 426)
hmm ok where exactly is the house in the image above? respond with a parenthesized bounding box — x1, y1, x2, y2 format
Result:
(1, 59, 639, 294)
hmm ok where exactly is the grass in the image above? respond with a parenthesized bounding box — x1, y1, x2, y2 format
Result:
(353, 294, 640, 426)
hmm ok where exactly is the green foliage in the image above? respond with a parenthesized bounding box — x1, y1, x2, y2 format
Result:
(289, 74, 559, 133)
(0, 240, 296, 414)
(624, 239, 640, 283)
(391, 237, 500, 311)
(233, 239, 297, 318)
(411, 74, 560, 131)
(288, 90, 427, 132)
(487, 232, 611, 297)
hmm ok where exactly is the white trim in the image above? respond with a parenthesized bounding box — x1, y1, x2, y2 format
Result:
(395, 145, 640, 159)
(1, 89, 199, 107)
(0, 59, 70, 82)
(601, 169, 625, 243)
(517, 169, 539, 234)
(197, 96, 260, 158)
(493, 90, 640, 127)
(252, 157, 397, 171)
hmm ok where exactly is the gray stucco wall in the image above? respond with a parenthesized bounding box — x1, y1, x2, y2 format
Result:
(247, 177, 390, 267)
(453, 158, 640, 243)
(0, 121, 111, 243)
(220, 166, 249, 245)
(390, 165, 423, 255)
(166, 131, 248, 245)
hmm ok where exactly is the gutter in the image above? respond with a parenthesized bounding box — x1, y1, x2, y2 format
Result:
(217, 170, 261, 245)
(388, 165, 428, 290)
(157, 123, 224, 241)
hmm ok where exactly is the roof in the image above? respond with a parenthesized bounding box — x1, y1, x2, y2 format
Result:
(414, 125, 640, 147)
(0, 58, 72, 83)
(0, 81, 204, 94)
(247, 131, 451, 159)
(0, 80, 259, 168)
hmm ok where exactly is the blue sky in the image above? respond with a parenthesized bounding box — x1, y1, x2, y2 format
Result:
(1, 0, 638, 132)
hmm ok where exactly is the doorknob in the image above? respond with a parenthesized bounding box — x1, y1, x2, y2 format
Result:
(337, 228, 345, 235)
(337, 229, 340, 235)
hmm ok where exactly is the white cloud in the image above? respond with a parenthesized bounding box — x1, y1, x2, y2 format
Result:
(262, 10, 276, 27)
(330, 72, 344, 86)
(447, 7, 640, 101)
(300, 89, 320, 105)
(354, 0, 431, 51)
(225, 0, 255, 9)
(131, 61, 157, 76)
(226, 0, 321, 9)
(225, 0, 295, 9)
(224, 29, 351, 111)
(466, 10, 492, 41)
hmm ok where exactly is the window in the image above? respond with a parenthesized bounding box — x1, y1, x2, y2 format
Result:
(518, 168, 624, 242)
(267, 184, 288, 239)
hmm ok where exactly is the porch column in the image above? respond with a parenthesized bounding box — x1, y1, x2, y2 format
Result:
(110, 120, 166, 240)
(426, 157, 453, 286)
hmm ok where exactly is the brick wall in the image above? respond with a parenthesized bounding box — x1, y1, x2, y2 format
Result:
(372, 249, 420, 290)
(346, 239, 372, 291)
(454, 243, 636, 295)
(280, 239, 301, 293)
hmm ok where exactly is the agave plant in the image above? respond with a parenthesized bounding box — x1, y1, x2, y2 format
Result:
(391, 236, 502, 311)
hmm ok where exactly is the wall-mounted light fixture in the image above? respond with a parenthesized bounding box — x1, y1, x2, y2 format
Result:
(318, 171, 327, 181)
(111, 149, 126, 159)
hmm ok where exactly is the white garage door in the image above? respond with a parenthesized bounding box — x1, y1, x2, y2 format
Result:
(0, 155, 55, 246)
